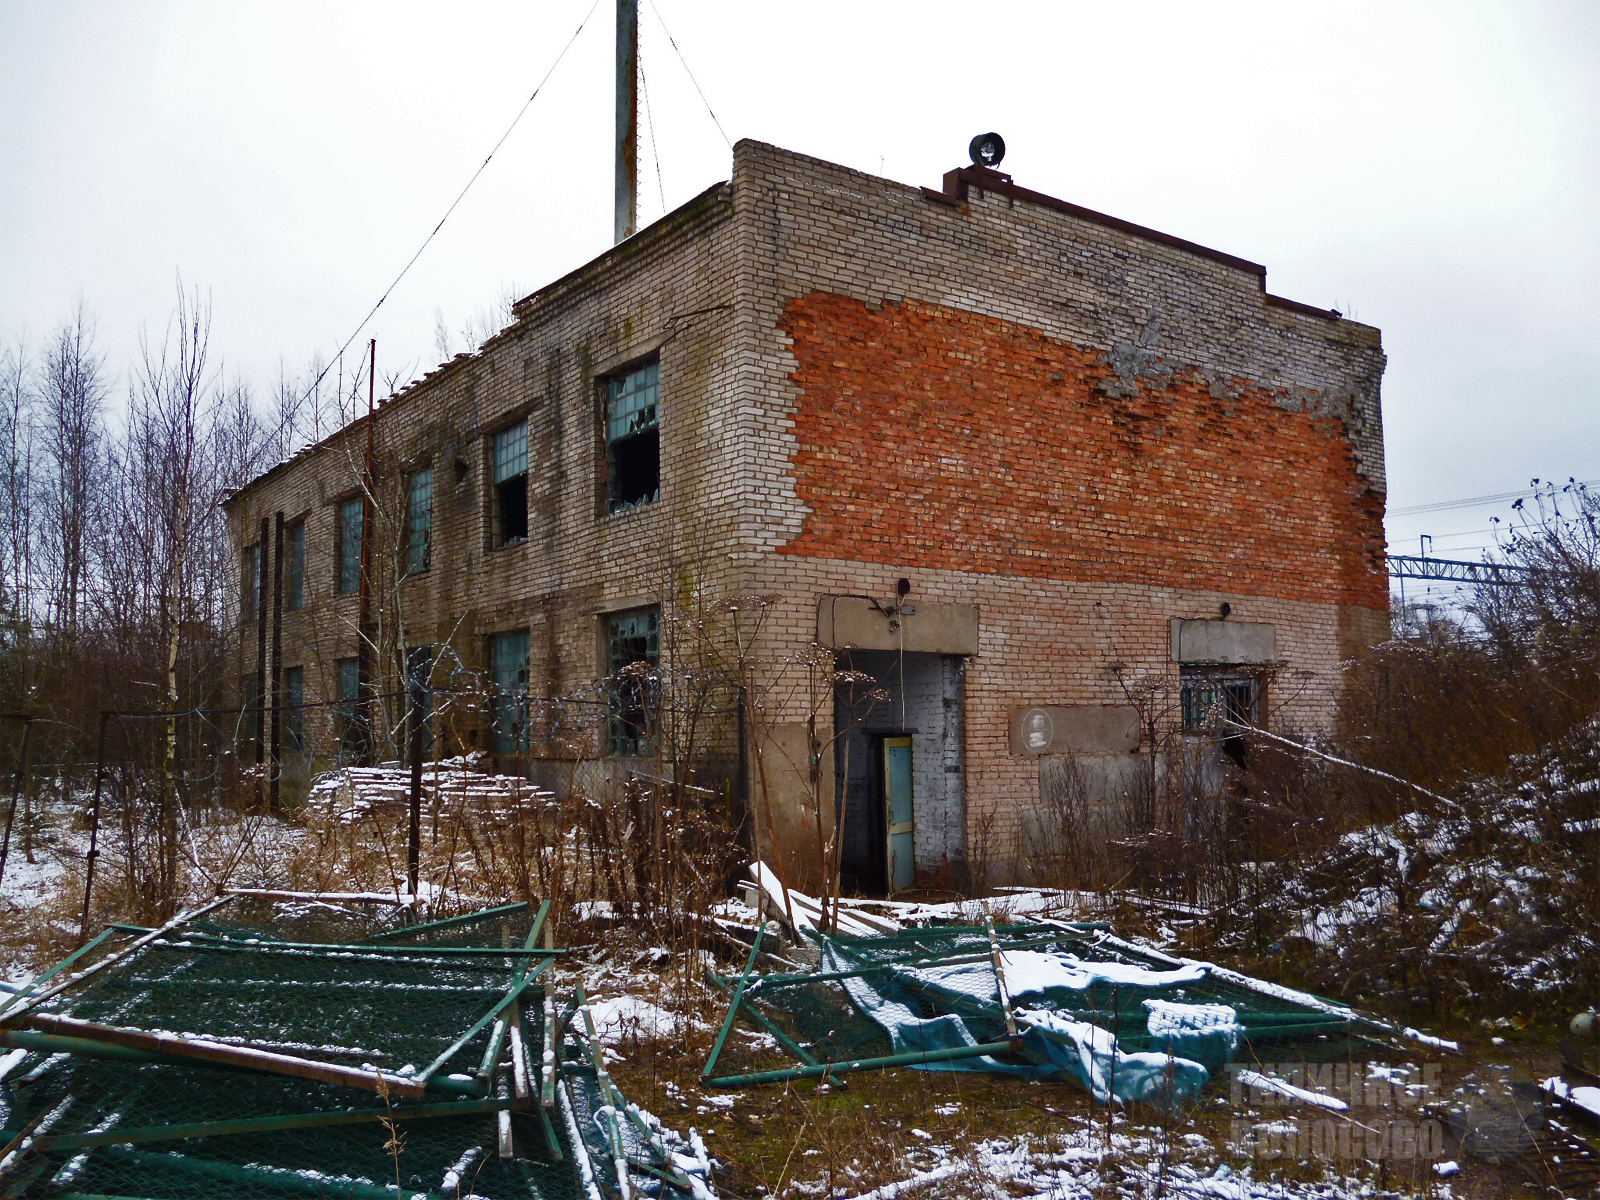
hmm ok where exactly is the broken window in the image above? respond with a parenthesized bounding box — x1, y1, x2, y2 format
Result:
(488, 631, 529, 756)
(284, 665, 305, 756)
(242, 543, 262, 622)
(337, 497, 364, 595)
(337, 656, 363, 763)
(607, 607, 659, 756)
(407, 467, 433, 574)
(606, 359, 659, 513)
(1179, 668, 1261, 732)
(492, 422, 529, 546)
(287, 521, 305, 610)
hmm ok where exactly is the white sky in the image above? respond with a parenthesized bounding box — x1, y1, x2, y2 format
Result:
(2, 1, 1597, 574)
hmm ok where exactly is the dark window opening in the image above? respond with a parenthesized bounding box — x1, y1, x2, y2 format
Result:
(240, 676, 260, 753)
(287, 522, 306, 610)
(606, 608, 659, 756)
(407, 645, 434, 756)
(606, 360, 659, 513)
(242, 543, 261, 622)
(493, 422, 529, 546)
(337, 656, 364, 763)
(489, 631, 529, 755)
(407, 468, 433, 574)
(337, 498, 364, 594)
(284, 666, 305, 755)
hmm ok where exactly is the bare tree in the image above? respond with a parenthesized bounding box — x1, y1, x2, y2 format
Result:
(37, 300, 107, 642)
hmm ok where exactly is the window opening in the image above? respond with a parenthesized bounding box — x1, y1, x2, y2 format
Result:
(606, 360, 659, 512)
(242, 543, 261, 621)
(337, 497, 364, 594)
(493, 422, 529, 546)
(284, 666, 305, 755)
(407, 645, 434, 756)
(489, 631, 529, 756)
(337, 656, 363, 762)
(287, 522, 305, 610)
(240, 676, 260, 753)
(607, 608, 659, 756)
(1179, 668, 1261, 732)
(407, 467, 433, 574)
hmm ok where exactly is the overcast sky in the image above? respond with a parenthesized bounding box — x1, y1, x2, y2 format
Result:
(2, 1, 1596, 576)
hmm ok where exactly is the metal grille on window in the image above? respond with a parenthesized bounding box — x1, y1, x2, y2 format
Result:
(1179, 670, 1260, 731)
(606, 361, 660, 512)
(607, 608, 659, 756)
(284, 666, 305, 755)
(489, 631, 529, 756)
(492, 422, 528, 545)
(288, 522, 305, 609)
(407, 467, 432, 574)
(338, 498, 364, 594)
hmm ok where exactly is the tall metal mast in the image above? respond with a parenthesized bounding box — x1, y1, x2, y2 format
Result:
(614, 0, 638, 244)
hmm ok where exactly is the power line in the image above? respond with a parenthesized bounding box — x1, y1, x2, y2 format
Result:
(279, 0, 604, 446)
(1387, 478, 1599, 518)
(645, 0, 732, 149)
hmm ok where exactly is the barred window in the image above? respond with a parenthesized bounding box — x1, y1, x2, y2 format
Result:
(1179, 668, 1261, 731)
(407, 467, 433, 574)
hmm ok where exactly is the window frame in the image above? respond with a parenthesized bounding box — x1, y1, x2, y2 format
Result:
(284, 665, 305, 756)
(487, 630, 530, 756)
(490, 421, 529, 549)
(603, 358, 661, 515)
(336, 656, 363, 763)
(1178, 666, 1263, 732)
(242, 542, 262, 623)
(336, 496, 364, 595)
(287, 521, 306, 610)
(406, 466, 434, 575)
(605, 606, 660, 757)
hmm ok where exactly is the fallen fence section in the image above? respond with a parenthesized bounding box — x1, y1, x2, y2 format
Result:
(703, 878, 1429, 1110)
(0, 897, 712, 1200)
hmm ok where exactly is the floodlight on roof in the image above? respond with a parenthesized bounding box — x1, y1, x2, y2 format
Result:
(968, 132, 1006, 168)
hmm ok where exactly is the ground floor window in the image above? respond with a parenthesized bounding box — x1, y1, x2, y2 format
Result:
(606, 608, 659, 757)
(284, 666, 305, 755)
(408, 645, 434, 755)
(489, 631, 529, 756)
(337, 657, 363, 762)
(1179, 667, 1261, 731)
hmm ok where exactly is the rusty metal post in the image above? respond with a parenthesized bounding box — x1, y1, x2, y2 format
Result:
(614, 0, 637, 244)
(269, 511, 284, 812)
(78, 712, 108, 945)
(407, 664, 424, 906)
(255, 516, 268, 771)
(0, 717, 33, 894)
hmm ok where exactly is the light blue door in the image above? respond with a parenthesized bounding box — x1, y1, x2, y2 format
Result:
(885, 738, 915, 892)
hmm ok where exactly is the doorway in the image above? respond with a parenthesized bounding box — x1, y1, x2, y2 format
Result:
(834, 650, 965, 896)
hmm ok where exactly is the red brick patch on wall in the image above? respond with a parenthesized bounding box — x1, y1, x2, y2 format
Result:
(779, 294, 1387, 611)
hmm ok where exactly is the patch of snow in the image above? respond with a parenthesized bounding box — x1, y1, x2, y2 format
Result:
(1235, 1069, 1348, 1112)
(585, 994, 683, 1044)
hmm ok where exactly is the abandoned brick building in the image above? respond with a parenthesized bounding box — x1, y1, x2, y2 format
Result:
(225, 139, 1388, 891)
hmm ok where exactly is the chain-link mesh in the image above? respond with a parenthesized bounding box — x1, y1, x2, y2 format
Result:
(708, 922, 1363, 1097)
(0, 899, 698, 1200)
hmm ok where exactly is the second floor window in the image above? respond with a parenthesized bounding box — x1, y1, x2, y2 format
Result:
(493, 422, 528, 546)
(241, 543, 262, 622)
(407, 467, 433, 574)
(287, 522, 306, 609)
(607, 360, 659, 513)
(338, 497, 364, 594)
